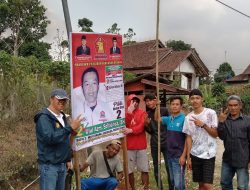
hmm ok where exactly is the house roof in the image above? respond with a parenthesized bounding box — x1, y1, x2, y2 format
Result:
(123, 40, 172, 69)
(123, 40, 209, 77)
(242, 64, 250, 75)
(140, 79, 190, 95)
(226, 64, 250, 82)
(125, 73, 172, 85)
(124, 74, 190, 95)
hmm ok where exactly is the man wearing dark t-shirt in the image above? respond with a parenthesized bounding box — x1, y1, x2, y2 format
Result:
(144, 94, 173, 190)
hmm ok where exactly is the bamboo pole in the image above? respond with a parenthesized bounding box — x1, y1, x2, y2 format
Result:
(155, 0, 161, 189)
(121, 137, 130, 190)
(73, 151, 81, 190)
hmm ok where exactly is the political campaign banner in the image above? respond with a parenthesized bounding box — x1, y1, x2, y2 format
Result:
(70, 33, 125, 150)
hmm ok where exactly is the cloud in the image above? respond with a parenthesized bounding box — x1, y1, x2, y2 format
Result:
(40, 0, 250, 74)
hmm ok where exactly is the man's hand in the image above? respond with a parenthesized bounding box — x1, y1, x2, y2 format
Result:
(70, 115, 83, 131)
(179, 155, 186, 166)
(190, 116, 204, 128)
(219, 108, 228, 123)
(122, 128, 133, 135)
(66, 161, 73, 170)
(144, 115, 151, 126)
(187, 158, 192, 170)
(79, 162, 89, 172)
(127, 101, 136, 113)
(117, 172, 124, 182)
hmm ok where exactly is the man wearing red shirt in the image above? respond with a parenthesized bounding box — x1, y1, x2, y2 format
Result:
(123, 94, 149, 190)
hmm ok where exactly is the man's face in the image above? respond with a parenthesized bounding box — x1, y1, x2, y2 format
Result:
(107, 144, 120, 158)
(189, 95, 203, 109)
(170, 99, 182, 115)
(145, 99, 157, 109)
(82, 71, 99, 106)
(81, 39, 86, 46)
(113, 40, 117, 47)
(50, 97, 67, 112)
(132, 98, 139, 109)
(227, 99, 241, 117)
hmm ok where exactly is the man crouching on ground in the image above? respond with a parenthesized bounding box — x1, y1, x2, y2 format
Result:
(80, 140, 124, 190)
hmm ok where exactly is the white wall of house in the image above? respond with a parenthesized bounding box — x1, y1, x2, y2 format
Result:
(174, 59, 195, 73)
(181, 74, 188, 89)
(174, 59, 200, 89)
(194, 76, 199, 88)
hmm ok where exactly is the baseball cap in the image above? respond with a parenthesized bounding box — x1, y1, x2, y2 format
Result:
(144, 94, 156, 101)
(110, 139, 122, 148)
(51, 89, 70, 100)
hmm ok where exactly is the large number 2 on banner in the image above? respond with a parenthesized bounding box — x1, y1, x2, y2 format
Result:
(116, 110, 121, 119)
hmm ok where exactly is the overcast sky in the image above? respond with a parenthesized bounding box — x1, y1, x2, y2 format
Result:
(41, 0, 250, 75)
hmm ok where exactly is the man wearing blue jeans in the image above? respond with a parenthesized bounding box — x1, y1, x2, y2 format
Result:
(218, 95, 250, 190)
(156, 96, 186, 190)
(35, 89, 82, 190)
(144, 94, 172, 190)
(80, 140, 123, 190)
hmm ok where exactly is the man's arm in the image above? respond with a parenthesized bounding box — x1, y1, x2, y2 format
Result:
(186, 135, 192, 170)
(36, 115, 72, 145)
(144, 115, 153, 134)
(202, 124, 218, 138)
(154, 106, 162, 122)
(217, 108, 228, 140)
(179, 136, 187, 166)
(80, 162, 89, 172)
(129, 112, 147, 135)
(190, 113, 218, 138)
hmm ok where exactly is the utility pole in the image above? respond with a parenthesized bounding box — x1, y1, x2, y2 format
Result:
(61, 0, 72, 39)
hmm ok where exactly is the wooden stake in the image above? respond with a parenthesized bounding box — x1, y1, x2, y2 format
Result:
(155, 0, 161, 189)
(121, 137, 130, 190)
(73, 151, 81, 190)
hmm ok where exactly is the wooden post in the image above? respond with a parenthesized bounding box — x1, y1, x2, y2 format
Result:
(155, 0, 161, 189)
(121, 137, 130, 190)
(73, 151, 81, 190)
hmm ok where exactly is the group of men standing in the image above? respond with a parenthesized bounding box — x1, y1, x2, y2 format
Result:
(123, 89, 250, 190)
(35, 88, 250, 190)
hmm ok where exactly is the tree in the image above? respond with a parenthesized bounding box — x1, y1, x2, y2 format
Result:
(106, 23, 120, 34)
(123, 28, 136, 45)
(0, 0, 9, 35)
(214, 62, 235, 83)
(47, 61, 70, 88)
(19, 41, 51, 61)
(78, 18, 93, 32)
(0, 0, 50, 56)
(166, 40, 191, 51)
(50, 29, 69, 61)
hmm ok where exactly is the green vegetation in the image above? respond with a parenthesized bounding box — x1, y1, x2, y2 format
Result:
(214, 62, 235, 83)
(166, 40, 192, 51)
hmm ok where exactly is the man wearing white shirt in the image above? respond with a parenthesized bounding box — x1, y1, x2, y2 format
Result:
(183, 89, 218, 190)
(72, 67, 114, 128)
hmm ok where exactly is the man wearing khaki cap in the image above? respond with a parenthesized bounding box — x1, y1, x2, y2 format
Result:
(80, 139, 124, 190)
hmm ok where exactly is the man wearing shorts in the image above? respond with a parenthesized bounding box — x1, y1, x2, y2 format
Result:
(123, 94, 149, 190)
(183, 89, 218, 190)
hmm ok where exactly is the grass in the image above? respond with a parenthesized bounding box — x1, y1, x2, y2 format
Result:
(0, 123, 239, 190)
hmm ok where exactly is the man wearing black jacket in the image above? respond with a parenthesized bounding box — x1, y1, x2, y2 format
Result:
(218, 95, 250, 190)
(144, 94, 173, 190)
